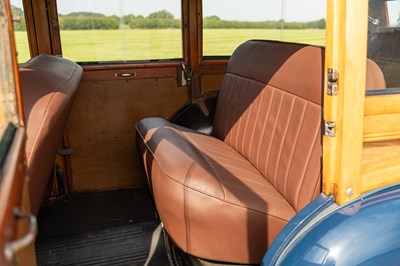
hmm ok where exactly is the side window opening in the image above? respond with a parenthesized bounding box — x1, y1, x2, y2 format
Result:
(368, 0, 400, 89)
(56, 0, 183, 63)
(202, 0, 326, 57)
(10, 0, 29, 63)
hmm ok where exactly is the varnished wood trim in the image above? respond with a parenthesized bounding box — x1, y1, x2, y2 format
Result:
(21, 0, 38, 57)
(364, 94, 400, 116)
(364, 113, 400, 142)
(0, 128, 27, 265)
(6, 0, 25, 124)
(363, 94, 400, 142)
(82, 66, 178, 81)
(200, 63, 228, 75)
(362, 156, 400, 193)
(322, 0, 368, 205)
(32, 0, 52, 54)
(47, 0, 62, 57)
(82, 62, 181, 71)
(182, 0, 190, 64)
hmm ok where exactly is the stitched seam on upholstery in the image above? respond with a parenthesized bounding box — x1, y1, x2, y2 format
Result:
(225, 70, 322, 105)
(268, 84, 321, 107)
(240, 79, 255, 156)
(294, 108, 320, 210)
(214, 74, 229, 138)
(184, 161, 196, 252)
(225, 75, 235, 139)
(284, 101, 307, 198)
(248, 86, 264, 160)
(234, 78, 246, 150)
(273, 95, 295, 194)
(303, 136, 323, 206)
(27, 64, 80, 166)
(224, 75, 237, 142)
(227, 76, 242, 146)
(264, 92, 284, 186)
(180, 131, 227, 200)
(255, 89, 274, 168)
(311, 173, 322, 200)
(222, 183, 291, 204)
(224, 72, 265, 87)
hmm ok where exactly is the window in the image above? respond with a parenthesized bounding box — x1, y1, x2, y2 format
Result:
(386, 1, 400, 27)
(57, 0, 182, 63)
(10, 0, 30, 63)
(368, 0, 400, 88)
(202, 0, 326, 57)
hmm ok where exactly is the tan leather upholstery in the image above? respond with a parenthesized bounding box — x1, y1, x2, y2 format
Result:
(19, 54, 82, 214)
(136, 41, 387, 263)
(136, 40, 323, 263)
(366, 59, 386, 90)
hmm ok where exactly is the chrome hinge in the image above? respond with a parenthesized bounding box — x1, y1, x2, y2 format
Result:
(324, 121, 336, 137)
(327, 68, 338, 96)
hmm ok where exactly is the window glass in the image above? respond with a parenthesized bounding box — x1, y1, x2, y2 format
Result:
(386, 1, 400, 27)
(9, 0, 30, 63)
(56, 0, 182, 63)
(368, 0, 400, 89)
(202, 0, 326, 57)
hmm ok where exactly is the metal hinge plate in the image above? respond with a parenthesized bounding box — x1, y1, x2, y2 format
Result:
(324, 121, 336, 137)
(327, 68, 338, 96)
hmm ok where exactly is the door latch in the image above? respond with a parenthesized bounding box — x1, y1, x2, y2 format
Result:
(177, 61, 193, 87)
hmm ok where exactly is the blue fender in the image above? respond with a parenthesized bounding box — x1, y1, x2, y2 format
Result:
(262, 184, 400, 265)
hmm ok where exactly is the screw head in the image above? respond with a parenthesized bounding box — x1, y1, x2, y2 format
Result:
(346, 187, 354, 196)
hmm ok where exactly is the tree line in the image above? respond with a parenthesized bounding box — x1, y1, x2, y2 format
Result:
(12, 6, 326, 31)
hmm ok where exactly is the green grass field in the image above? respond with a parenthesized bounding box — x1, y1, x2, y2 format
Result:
(14, 29, 325, 63)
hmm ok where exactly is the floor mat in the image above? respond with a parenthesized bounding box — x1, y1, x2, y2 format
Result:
(35, 188, 169, 265)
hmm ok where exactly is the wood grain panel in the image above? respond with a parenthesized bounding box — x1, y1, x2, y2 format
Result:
(362, 140, 400, 165)
(83, 67, 177, 81)
(362, 140, 400, 193)
(364, 94, 400, 142)
(67, 77, 187, 192)
(201, 74, 224, 93)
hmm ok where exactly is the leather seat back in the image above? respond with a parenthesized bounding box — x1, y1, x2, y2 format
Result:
(20, 54, 82, 214)
(213, 41, 323, 212)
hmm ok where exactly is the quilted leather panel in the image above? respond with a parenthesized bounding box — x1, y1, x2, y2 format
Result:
(213, 42, 323, 211)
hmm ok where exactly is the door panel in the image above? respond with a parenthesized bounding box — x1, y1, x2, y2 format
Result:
(67, 72, 187, 191)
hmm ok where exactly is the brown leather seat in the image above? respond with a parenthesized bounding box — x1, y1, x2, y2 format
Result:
(136, 40, 323, 263)
(136, 40, 386, 264)
(19, 54, 82, 215)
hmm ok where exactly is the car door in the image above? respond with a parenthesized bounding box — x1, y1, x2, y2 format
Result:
(0, 0, 36, 264)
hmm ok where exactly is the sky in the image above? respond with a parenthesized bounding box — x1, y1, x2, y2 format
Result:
(10, 0, 327, 22)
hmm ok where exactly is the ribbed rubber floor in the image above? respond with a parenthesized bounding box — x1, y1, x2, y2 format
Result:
(35, 188, 169, 266)
(36, 222, 161, 265)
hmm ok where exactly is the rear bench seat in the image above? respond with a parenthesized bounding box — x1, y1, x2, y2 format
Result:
(19, 54, 82, 215)
(135, 40, 386, 264)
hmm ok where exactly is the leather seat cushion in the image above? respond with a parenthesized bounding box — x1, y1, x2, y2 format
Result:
(136, 117, 296, 263)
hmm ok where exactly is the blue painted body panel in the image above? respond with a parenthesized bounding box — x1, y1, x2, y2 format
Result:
(262, 184, 400, 265)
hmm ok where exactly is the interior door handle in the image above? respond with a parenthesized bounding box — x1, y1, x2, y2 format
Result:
(4, 208, 37, 262)
(114, 72, 136, 78)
